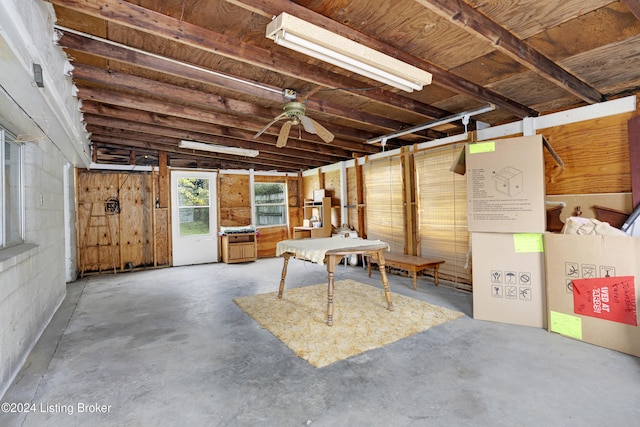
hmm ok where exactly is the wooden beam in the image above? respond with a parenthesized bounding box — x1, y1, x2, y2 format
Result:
(629, 116, 640, 209)
(401, 147, 417, 256)
(76, 86, 377, 154)
(413, 0, 604, 104)
(94, 140, 295, 171)
(87, 125, 326, 167)
(623, 0, 640, 20)
(70, 62, 422, 139)
(225, 0, 537, 118)
(158, 151, 168, 208)
(83, 115, 343, 164)
(59, 30, 285, 103)
(88, 132, 326, 169)
(49, 0, 459, 122)
(80, 102, 367, 158)
(355, 158, 366, 239)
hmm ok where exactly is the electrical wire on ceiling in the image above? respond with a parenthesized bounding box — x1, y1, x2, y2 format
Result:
(0, 83, 56, 147)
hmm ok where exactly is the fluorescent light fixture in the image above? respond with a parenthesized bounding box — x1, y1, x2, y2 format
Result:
(179, 140, 259, 157)
(266, 13, 432, 93)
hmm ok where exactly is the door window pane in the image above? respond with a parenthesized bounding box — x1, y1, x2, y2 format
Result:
(177, 177, 210, 236)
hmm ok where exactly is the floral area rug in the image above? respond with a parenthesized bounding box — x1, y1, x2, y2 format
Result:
(233, 279, 464, 367)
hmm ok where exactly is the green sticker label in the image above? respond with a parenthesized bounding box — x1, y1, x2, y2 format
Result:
(513, 233, 544, 253)
(550, 311, 582, 340)
(469, 141, 495, 154)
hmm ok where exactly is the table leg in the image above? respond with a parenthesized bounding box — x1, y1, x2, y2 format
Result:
(413, 271, 418, 291)
(434, 265, 440, 286)
(326, 254, 338, 326)
(277, 253, 291, 299)
(371, 250, 394, 312)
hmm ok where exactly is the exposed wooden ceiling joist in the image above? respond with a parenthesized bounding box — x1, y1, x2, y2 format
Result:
(414, 0, 604, 103)
(44, 0, 640, 171)
(225, 0, 538, 118)
(50, 0, 461, 122)
(623, 0, 640, 20)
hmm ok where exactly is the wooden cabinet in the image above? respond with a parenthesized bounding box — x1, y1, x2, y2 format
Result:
(221, 233, 257, 263)
(293, 197, 332, 239)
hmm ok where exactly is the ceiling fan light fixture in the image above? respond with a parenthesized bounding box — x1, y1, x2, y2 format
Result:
(266, 13, 432, 93)
(179, 140, 259, 157)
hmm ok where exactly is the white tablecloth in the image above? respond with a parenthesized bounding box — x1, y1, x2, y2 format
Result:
(276, 237, 389, 265)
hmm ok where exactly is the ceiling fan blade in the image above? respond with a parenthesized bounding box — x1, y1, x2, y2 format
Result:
(299, 115, 318, 134)
(276, 120, 293, 148)
(254, 113, 287, 138)
(302, 116, 335, 143)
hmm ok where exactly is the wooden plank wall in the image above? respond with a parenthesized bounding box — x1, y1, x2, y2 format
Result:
(77, 171, 120, 274)
(218, 173, 301, 258)
(77, 169, 170, 275)
(302, 173, 321, 200)
(219, 174, 252, 226)
(323, 169, 342, 227)
(76, 100, 638, 275)
(543, 112, 633, 195)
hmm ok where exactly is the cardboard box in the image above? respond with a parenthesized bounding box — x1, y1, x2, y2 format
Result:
(466, 135, 546, 233)
(313, 189, 326, 203)
(544, 234, 640, 357)
(472, 232, 547, 328)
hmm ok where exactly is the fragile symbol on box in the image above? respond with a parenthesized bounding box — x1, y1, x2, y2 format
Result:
(492, 285, 503, 298)
(565, 262, 579, 277)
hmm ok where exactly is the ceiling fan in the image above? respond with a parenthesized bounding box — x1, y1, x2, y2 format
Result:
(254, 99, 335, 148)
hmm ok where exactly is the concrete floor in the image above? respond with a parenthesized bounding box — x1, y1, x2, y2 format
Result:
(1, 257, 639, 427)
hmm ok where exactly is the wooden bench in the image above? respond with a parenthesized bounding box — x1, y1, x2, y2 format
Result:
(367, 252, 445, 290)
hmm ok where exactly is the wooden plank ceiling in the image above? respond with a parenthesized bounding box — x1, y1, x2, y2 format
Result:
(48, 0, 640, 171)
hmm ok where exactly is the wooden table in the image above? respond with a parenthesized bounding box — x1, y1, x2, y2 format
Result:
(276, 238, 394, 326)
(367, 252, 445, 290)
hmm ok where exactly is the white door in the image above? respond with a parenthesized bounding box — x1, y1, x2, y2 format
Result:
(171, 171, 218, 266)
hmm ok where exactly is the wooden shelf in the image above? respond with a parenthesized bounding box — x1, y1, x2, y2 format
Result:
(294, 196, 332, 239)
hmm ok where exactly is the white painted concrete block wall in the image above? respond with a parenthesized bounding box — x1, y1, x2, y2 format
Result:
(0, 142, 68, 399)
(0, 0, 89, 398)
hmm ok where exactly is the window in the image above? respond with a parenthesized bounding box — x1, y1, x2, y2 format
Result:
(1, 128, 24, 248)
(177, 177, 210, 236)
(254, 182, 286, 227)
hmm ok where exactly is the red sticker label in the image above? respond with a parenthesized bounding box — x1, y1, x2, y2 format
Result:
(572, 276, 637, 326)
